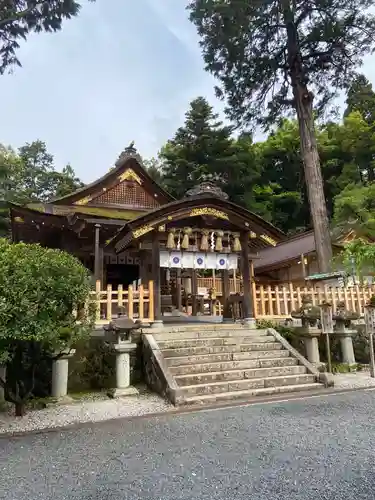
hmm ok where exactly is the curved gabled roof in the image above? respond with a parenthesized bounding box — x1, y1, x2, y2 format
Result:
(109, 190, 285, 253)
(51, 147, 174, 206)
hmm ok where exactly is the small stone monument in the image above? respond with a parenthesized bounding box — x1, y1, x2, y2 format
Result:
(292, 295, 322, 365)
(105, 316, 140, 398)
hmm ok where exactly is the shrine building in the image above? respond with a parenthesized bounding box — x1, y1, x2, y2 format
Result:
(9, 145, 285, 325)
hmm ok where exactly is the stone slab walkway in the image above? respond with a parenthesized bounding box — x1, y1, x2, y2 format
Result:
(1, 371, 375, 436)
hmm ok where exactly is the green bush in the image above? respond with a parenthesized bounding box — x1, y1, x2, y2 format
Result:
(0, 239, 95, 415)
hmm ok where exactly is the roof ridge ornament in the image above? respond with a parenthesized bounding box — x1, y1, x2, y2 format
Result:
(185, 173, 228, 200)
(116, 141, 138, 166)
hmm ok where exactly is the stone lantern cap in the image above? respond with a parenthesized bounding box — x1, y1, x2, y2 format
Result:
(332, 301, 359, 322)
(104, 316, 142, 341)
(291, 295, 321, 321)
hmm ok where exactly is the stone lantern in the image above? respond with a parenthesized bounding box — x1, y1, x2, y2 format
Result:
(291, 295, 322, 365)
(104, 316, 141, 398)
(332, 302, 359, 366)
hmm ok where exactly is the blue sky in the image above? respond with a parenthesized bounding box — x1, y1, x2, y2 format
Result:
(0, 0, 374, 183)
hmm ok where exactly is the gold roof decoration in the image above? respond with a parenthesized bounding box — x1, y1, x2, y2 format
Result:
(189, 207, 229, 220)
(118, 168, 142, 185)
(75, 196, 92, 206)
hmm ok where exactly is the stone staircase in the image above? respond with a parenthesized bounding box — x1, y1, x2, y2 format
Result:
(143, 323, 330, 405)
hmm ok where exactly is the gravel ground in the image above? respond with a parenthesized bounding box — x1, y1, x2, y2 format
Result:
(333, 370, 375, 390)
(1, 390, 375, 499)
(0, 393, 172, 435)
(1, 371, 375, 436)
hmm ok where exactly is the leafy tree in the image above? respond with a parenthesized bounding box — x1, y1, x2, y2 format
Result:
(333, 183, 375, 238)
(338, 239, 375, 282)
(143, 157, 165, 187)
(0, 0, 95, 74)
(0, 239, 95, 416)
(345, 74, 375, 125)
(160, 96, 239, 199)
(0, 140, 83, 234)
(188, 0, 375, 272)
(255, 119, 308, 233)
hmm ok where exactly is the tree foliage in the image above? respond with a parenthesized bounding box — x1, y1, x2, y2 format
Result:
(0, 140, 83, 234)
(188, 0, 375, 272)
(0, 0, 95, 74)
(0, 238, 95, 415)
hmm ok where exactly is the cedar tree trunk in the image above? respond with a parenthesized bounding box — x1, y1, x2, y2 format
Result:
(282, 0, 333, 272)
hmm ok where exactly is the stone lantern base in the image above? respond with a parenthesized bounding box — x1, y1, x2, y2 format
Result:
(109, 342, 139, 398)
(294, 326, 322, 366)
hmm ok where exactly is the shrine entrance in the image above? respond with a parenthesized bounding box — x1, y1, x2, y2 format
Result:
(108, 182, 283, 326)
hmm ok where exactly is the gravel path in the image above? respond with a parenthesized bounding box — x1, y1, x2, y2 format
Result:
(1, 390, 375, 499)
(0, 393, 172, 435)
(1, 371, 375, 436)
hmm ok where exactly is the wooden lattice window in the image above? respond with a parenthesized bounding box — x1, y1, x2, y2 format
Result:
(92, 181, 159, 208)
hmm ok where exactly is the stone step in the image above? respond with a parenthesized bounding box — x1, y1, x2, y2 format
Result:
(183, 383, 324, 405)
(157, 335, 276, 349)
(175, 365, 307, 386)
(164, 349, 290, 367)
(160, 343, 283, 357)
(169, 356, 298, 375)
(152, 328, 269, 341)
(181, 374, 316, 396)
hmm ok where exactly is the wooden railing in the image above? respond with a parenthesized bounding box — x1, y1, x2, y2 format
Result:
(91, 279, 375, 323)
(91, 280, 154, 324)
(253, 283, 375, 319)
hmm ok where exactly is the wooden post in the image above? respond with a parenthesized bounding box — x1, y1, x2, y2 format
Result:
(191, 270, 198, 316)
(95, 279, 101, 322)
(128, 285, 134, 319)
(240, 231, 254, 324)
(320, 302, 333, 373)
(149, 280, 154, 322)
(106, 284, 112, 321)
(151, 232, 162, 323)
(176, 269, 182, 311)
(222, 269, 231, 320)
(139, 284, 144, 320)
(118, 284, 123, 308)
(94, 224, 101, 285)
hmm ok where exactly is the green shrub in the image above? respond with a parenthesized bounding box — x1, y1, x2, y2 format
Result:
(0, 239, 95, 416)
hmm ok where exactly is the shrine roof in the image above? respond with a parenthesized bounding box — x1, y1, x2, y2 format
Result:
(47, 144, 174, 208)
(109, 189, 285, 253)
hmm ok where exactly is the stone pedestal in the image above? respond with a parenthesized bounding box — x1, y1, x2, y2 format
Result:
(111, 342, 138, 398)
(334, 330, 356, 365)
(0, 364, 6, 402)
(295, 326, 321, 366)
(51, 349, 75, 399)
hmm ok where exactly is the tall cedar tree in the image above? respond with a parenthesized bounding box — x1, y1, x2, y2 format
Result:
(0, 0, 95, 74)
(188, 0, 375, 272)
(160, 96, 238, 199)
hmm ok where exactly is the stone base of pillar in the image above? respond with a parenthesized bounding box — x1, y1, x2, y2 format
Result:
(303, 336, 321, 365)
(111, 386, 139, 398)
(242, 317, 256, 329)
(51, 349, 76, 399)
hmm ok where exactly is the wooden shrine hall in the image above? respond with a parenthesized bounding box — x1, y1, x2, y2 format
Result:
(9, 144, 285, 325)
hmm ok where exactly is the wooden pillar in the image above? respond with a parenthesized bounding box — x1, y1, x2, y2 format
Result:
(94, 224, 101, 285)
(222, 269, 231, 321)
(176, 269, 182, 311)
(191, 270, 198, 316)
(151, 231, 162, 324)
(240, 231, 255, 326)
